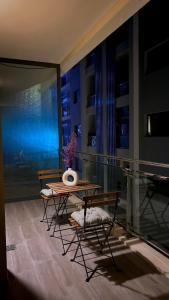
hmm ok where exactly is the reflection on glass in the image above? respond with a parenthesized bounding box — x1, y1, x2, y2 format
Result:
(2, 79, 59, 202)
(74, 153, 169, 256)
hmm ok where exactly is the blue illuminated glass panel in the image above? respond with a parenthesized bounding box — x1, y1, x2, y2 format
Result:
(2, 80, 59, 201)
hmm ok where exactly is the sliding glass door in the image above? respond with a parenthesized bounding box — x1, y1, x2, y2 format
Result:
(0, 63, 59, 201)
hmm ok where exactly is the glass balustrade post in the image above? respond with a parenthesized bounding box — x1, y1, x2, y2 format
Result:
(132, 165, 141, 233)
(126, 171, 132, 231)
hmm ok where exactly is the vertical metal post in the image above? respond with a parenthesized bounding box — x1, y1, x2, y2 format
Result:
(80, 59, 88, 180)
(129, 14, 140, 232)
(56, 64, 62, 169)
(102, 42, 108, 192)
(0, 120, 7, 282)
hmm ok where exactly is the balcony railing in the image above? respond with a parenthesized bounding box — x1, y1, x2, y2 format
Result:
(73, 151, 169, 256)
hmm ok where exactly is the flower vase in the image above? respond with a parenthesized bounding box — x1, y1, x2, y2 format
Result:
(62, 168, 79, 186)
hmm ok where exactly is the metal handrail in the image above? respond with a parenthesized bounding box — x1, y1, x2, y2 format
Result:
(75, 151, 169, 169)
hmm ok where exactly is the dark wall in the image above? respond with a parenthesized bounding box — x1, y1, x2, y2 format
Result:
(139, 0, 169, 163)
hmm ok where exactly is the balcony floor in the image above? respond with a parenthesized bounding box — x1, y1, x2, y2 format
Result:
(5, 198, 169, 300)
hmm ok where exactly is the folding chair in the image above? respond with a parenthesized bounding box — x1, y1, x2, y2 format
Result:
(61, 191, 120, 282)
(38, 169, 69, 231)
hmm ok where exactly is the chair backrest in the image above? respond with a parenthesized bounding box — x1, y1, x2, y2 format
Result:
(82, 191, 120, 225)
(82, 191, 119, 208)
(37, 169, 64, 188)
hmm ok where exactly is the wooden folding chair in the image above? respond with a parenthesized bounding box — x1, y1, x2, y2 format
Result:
(38, 169, 64, 189)
(60, 191, 120, 281)
(38, 169, 69, 231)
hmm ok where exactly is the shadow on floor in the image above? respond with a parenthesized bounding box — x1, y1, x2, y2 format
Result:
(95, 250, 160, 282)
(4, 271, 44, 300)
(151, 295, 169, 300)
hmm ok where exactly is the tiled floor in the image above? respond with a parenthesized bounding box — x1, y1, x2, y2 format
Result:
(5, 198, 169, 300)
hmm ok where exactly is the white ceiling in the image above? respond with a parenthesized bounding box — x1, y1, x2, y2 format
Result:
(0, 0, 150, 72)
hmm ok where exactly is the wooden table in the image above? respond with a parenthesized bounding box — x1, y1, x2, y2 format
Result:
(47, 180, 101, 227)
(47, 180, 101, 196)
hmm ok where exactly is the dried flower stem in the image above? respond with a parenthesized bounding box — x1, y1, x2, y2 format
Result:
(62, 132, 77, 168)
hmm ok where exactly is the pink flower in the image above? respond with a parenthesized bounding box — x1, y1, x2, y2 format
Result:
(62, 133, 77, 168)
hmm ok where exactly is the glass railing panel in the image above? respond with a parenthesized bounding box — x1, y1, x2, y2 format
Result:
(125, 165, 169, 255)
(73, 153, 128, 226)
(74, 152, 169, 255)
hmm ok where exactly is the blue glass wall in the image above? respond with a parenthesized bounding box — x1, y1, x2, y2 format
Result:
(2, 80, 59, 201)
